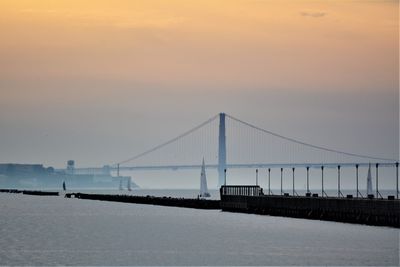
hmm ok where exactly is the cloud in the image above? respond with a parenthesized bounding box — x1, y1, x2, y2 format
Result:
(300, 11, 327, 18)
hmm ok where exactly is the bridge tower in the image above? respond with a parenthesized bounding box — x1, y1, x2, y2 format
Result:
(218, 113, 227, 187)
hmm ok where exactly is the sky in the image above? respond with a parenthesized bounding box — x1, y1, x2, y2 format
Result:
(0, 0, 398, 188)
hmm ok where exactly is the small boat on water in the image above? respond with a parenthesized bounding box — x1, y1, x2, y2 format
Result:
(199, 158, 211, 198)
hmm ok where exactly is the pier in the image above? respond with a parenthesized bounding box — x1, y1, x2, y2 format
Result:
(220, 185, 400, 228)
(0, 188, 398, 227)
(65, 193, 220, 210)
(0, 189, 59, 196)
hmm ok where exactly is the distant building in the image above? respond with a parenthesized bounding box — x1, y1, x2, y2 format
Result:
(0, 164, 49, 176)
(0, 161, 139, 190)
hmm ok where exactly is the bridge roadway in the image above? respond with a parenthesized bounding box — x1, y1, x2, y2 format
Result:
(72, 162, 397, 173)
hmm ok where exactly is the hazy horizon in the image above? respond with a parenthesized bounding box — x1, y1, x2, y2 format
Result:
(0, 1, 398, 189)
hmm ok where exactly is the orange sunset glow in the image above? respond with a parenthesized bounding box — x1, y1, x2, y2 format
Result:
(0, 0, 398, 169)
(1, 0, 397, 92)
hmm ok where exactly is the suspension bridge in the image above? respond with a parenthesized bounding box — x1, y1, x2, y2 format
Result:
(59, 112, 400, 226)
(74, 113, 399, 199)
(75, 113, 398, 198)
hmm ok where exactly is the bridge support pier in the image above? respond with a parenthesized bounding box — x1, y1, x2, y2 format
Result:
(218, 113, 227, 188)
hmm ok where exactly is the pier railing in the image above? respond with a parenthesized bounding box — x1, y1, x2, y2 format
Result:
(220, 185, 262, 196)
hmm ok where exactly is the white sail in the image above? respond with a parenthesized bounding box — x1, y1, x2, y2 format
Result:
(367, 163, 373, 195)
(199, 158, 211, 198)
(127, 178, 132, 191)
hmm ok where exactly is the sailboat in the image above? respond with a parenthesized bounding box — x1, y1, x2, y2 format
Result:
(119, 179, 123, 191)
(127, 178, 132, 191)
(367, 163, 373, 196)
(199, 158, 211, 198)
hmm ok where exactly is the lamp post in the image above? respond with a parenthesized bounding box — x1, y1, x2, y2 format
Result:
(268, 168, 271, 195)
(224, 169, 227, 186)
(280, 168, 283, 196)
(306, 166, 310, 194)
(321, 166, 325, 197)
(256, 169, 258, 186)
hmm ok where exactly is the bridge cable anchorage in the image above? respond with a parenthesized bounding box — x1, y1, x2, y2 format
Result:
(225, 113, 396, 162)
(113, 114, 219, 166)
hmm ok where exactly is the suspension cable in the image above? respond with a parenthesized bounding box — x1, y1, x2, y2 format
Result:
(226, 113, 395, 162)
(113, 114, 219, 166)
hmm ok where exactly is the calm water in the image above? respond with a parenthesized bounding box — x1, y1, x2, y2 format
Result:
(0, 192, 398, 266)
